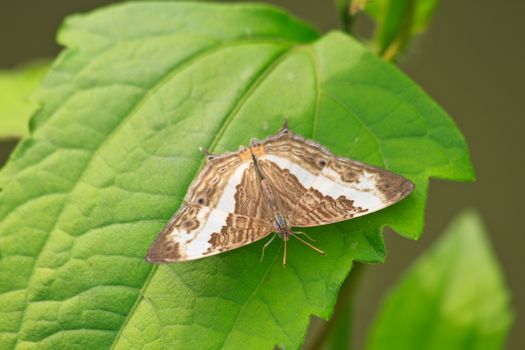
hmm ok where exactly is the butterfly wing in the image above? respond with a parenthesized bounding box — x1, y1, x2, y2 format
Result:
(146, 150, 274, 263)
(257, 128, 414, 227)
(288, 157, 414, 226)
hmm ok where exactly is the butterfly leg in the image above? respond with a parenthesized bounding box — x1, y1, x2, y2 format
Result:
(260, 233, 277, 263)
(291, 232, 325, 256)
(293, 230, 317, 242)
(283, 239, 287, 268)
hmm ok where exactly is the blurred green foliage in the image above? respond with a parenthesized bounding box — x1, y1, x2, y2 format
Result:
(0, 61, 49, 139)
(366, 210, 513, 350)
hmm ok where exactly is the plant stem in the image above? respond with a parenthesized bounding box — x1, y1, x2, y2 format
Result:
(382, 0, 416, 61)
(338, 1, 354, 34)
(304, 262, 366, 350)
(337, 0, 368, 34)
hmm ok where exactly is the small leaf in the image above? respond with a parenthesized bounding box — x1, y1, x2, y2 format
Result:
(0, 2, 473, 349)
(366, 0, 440, 59)
(366, 210, 513, 350)
(0, 61, 49, 139)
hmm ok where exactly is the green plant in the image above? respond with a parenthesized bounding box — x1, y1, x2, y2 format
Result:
(0, 1, 511, 350)
(366, 210, 512, 350)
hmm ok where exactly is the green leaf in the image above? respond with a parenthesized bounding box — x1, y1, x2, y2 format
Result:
(366, 0, 440, 59)
(0, 2, 473, 349)
(0, 61, 50, 139)
(366, 210, 513, 350)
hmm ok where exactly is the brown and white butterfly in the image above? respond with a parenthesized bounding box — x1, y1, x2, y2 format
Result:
(146, 122, 414, 266)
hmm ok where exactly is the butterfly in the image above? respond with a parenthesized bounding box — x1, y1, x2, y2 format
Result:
(146, 122, 414, 266)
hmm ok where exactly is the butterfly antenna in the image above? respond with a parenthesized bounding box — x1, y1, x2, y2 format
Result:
(260, 234, 277, 263)
(283, 239, 287, 268)
(199, 147, 216, 161)
(294, 230, 316, 242)
(281, 119, 289, 132)
(291, 233, 325, 255)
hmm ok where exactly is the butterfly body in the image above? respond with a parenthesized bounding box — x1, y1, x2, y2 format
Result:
(256, 165, 291, 238)
(146, 123, 414, 264)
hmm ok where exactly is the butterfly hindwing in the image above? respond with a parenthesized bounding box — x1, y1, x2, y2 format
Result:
(256, 158, 307, 217)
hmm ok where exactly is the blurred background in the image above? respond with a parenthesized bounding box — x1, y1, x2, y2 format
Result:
(1, 0, 523, 348)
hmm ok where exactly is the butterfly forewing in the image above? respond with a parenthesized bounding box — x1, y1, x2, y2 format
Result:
(146, 150, 274, 263)
(258, 129, 413, 227)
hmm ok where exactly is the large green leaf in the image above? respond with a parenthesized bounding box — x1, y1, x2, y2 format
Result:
(366, 210, 513, 350)
(0, 61, 49, 139)
(0, 2, 473, 349)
